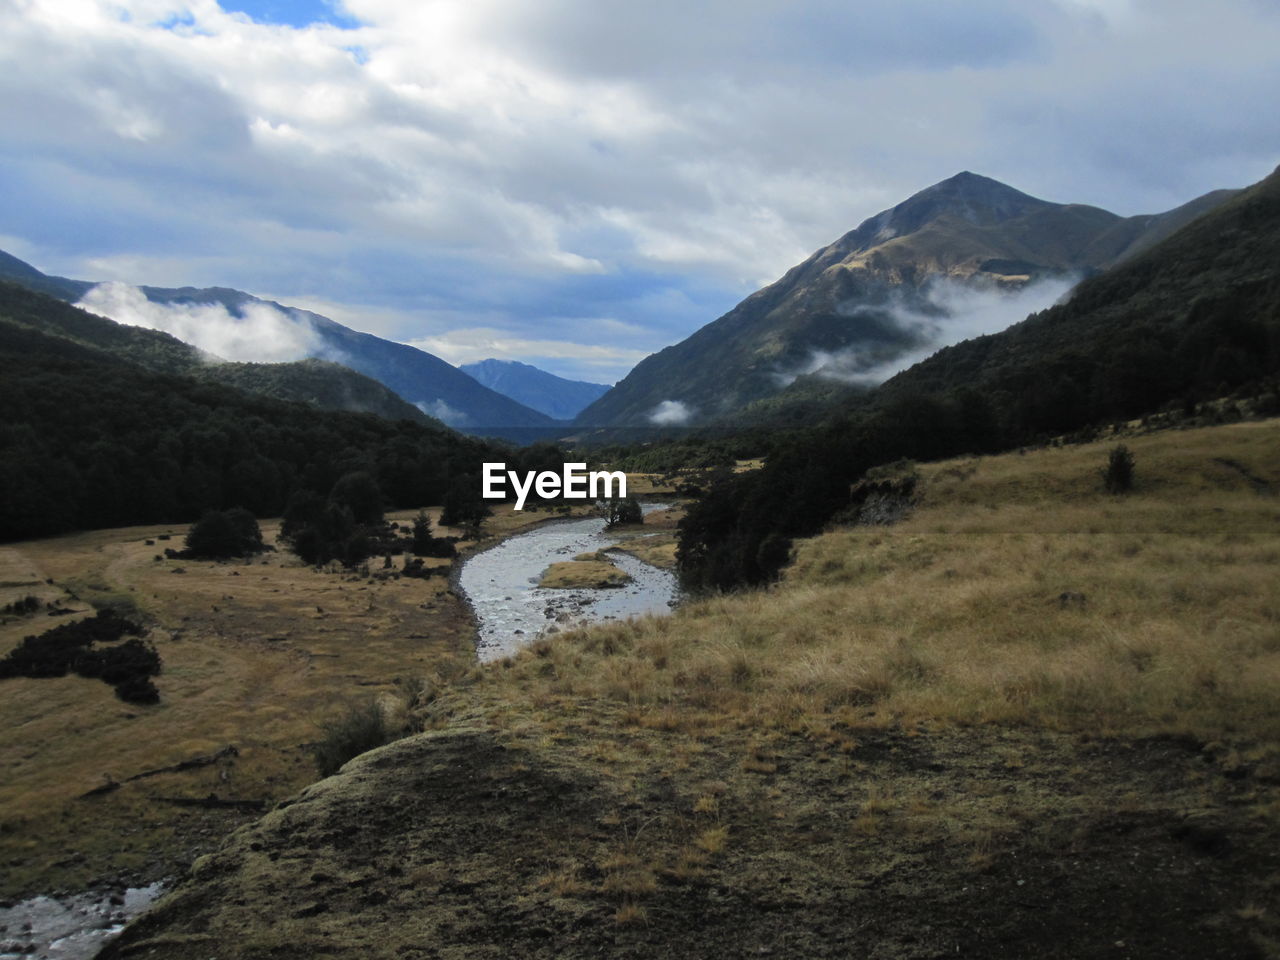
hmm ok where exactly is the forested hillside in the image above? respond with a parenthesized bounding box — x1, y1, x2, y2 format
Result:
(0, 299, 500, 541)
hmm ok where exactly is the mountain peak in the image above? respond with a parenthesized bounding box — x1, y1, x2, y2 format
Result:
(881, 171, 1052, 236)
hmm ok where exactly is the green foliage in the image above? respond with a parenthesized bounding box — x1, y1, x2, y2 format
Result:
(329, 471, 384, 525)
(1102, 445, 1136, 494)
(604, 496, 643, 528)
(184, 507, 265, 559)
(0, 610, 160, 704)
(312, 697, 396, 777)
(440, 476, 491, 535)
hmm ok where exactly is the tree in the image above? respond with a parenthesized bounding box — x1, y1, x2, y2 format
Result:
(440, 476, 491, 537)
(184, 507, 264, 559)
(604, 495, 643, 528)
(1102, 445, 1135, 494)
(329, 471, 384, 525)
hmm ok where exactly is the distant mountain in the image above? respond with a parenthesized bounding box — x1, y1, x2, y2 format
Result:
(0, 253, 556, 436)
(0, 279, 441, 427)
(459, 359, 610, 420)
(576, 172, 1239, 426)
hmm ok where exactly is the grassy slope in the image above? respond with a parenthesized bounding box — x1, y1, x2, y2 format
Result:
(103, 420, 1280, 959)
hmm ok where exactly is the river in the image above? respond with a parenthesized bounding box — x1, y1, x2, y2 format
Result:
(457, 503, 679, 662)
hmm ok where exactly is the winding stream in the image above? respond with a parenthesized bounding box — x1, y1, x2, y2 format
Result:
(458, 503, 679, 662)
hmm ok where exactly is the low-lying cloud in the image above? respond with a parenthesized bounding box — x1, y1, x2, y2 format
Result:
(76, 282, 321, 363)
(781, 274, 1078, 388)
(648, 399, 694, 425)
(416, 398, 470, 427)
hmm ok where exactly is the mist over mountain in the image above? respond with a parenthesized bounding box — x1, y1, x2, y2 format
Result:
(575, 173, 1239, 427)
(459, 359, 610, 421)
(0, 253, 555, 436)
(0, 280, 443, 428)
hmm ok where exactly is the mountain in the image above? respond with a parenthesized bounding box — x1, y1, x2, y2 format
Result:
(459, 358, 610, 420)
(676, 163, 1280, 592)
(872, 167, 1280, 425)
(575, 173, 1239, 427)
(0, 283, 501, 542)
(0, 253, 556, 436)
(0, 280, 441, 427)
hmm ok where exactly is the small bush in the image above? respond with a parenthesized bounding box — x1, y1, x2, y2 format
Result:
(605, 496, 644, 528)
(312, 698, 397, 777)
(1, 595, 40, 617)
(184, 507, 265, 560)
(1102, 445, 1136, 494)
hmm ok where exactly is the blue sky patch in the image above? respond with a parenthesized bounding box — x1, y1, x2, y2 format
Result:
(219, 1, 360, 30)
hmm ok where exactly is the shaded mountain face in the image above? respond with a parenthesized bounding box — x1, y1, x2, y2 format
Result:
(575, 172, 1238, 427)
(0, 281, 442, 427)
(460, 358, 610, 421)
(872, 165, 1280, 423)
(0, 255, 555, 436)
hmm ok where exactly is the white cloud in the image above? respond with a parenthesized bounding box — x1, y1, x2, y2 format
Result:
(3, 0, 1280, 368)
(415, 399, 469, 426)
(782, 275, 1079, 388)
(75, 281, 321, 362)
(648, 399, 694, 425)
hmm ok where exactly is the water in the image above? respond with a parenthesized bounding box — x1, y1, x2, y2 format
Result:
(458, 504, 679, 662)
(0, 882, 165, 960)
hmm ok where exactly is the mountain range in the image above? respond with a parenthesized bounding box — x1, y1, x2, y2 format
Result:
(575, 172, 1239, 426)
(459, 359, 609, 421)
(0, 252, 556, 436)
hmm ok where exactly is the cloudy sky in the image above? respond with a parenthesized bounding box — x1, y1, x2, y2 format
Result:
(3, 0, 1279, 382)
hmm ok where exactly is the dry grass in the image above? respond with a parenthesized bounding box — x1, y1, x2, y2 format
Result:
(0, 504, 547, 897)
(455, 419, 1280, 745)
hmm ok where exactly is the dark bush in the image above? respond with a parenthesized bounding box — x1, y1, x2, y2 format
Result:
(605, 496, 643, 528)
(1103, 445, 1136, 494)
(0, 610, 161, 703)
(2, 595, 40, 616)
(410, 511, 457, 558)
(184, 507, 264, 559)
(312, 697, 397, 777)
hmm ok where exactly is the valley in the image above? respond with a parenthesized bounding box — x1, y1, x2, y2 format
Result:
(84, 417, 1280, 959)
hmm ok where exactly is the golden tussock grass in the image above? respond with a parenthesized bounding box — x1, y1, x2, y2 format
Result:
(459, 420, 1280, 747)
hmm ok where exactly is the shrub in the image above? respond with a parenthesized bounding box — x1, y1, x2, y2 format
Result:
(1, 595, 40, 617)
(1102, 445, 1136, 494)
(312, 697, 396, 777)
(184, 507, 264, 559)
(0, 610, 161, 703)
(605, 496, 644, 528)
(411, 510, 457, 558)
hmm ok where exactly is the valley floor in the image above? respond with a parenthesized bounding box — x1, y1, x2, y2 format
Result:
(10, 422, 1280, 958)
(0, 503, 600, 900)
